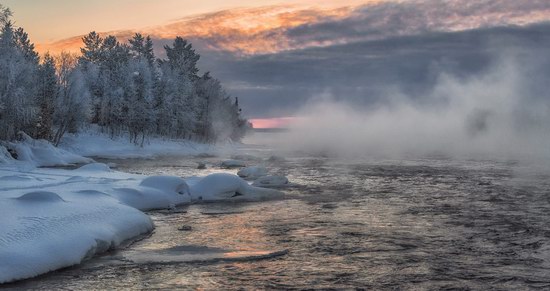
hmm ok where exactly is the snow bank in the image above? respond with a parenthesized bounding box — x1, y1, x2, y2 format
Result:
(0, 146, 14, 164)
(0, 162, 284, 283)
(0, 190, 152, 283)
(10, 133, 93, 167)
(237, 166, 269, 179)
(59, 128, 226, 159)
(188, 173, 284, 201)
(0, 165, 181, 283)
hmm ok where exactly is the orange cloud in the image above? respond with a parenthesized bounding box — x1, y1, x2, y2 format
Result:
(35, 4, 363, 55)
(35, 0, 550, 56)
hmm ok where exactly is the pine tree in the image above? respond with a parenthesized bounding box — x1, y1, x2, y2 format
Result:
(36, 53, 58, 140)
(80, 31, 104, 65)
(0, 4, 11, 26)
(0, 20, 39, 140)
(14, 27, 39, 65)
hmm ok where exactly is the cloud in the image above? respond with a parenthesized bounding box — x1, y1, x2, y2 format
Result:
(198, 22, 550, 118)
(270, 54, 550, 159)
(36, 4, 356, 55)
(36, 0, 550, 55)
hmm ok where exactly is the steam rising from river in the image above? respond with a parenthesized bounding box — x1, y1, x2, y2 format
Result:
(274, 54, 550, 159)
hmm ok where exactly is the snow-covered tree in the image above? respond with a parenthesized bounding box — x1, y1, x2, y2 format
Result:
(52, 52, 90, 146)
(157, 37, 202, 138)
(0, 4, 11, 26)
(0, 5, 249, 144)
(0, 20, 38, 140)
(35, 53, 58, 140)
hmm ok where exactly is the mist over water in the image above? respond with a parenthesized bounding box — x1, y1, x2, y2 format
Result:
(272, 53, 550, 160)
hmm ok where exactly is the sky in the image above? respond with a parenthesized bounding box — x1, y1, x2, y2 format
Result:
(3, 0, 550, 128)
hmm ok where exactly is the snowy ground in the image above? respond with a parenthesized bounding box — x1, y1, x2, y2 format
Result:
(0, 132, 283, 284)
(59, 129, 228, 159)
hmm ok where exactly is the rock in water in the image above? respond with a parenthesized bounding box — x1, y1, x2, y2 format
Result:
(220, 160, 246, 168)
(237, 166, 268, 179)
(252, 175, 289, 187)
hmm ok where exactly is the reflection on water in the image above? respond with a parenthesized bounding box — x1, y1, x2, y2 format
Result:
(4, 146, 550, 290)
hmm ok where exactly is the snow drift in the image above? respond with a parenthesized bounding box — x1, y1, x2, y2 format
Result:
(9, 132, 92, 167)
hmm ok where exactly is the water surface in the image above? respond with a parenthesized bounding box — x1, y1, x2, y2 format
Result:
(4, 143, 550, 290)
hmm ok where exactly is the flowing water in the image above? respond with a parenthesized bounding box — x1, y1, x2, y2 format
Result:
(4, 135, 550, 290)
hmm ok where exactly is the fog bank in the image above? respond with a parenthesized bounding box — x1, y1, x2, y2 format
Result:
(273, 54, 550, 160)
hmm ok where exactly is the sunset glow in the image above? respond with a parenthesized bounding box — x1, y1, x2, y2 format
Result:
(250, 117, 298, 129)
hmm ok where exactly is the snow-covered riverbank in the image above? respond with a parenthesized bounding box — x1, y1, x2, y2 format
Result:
(0, 133, 283, 284)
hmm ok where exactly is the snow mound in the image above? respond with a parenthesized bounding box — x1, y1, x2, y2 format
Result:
(0, 197, 152, 283)
(112, 187, 168, 210)
(140, 176, 190, 195)
(15, 191, 65, 203)
(237, 166, 268, 179)
(189, 173, 284, 201)
(0, 146, 14, 164)
(76, 163, 111, 172)
(11, 133, 92, 167)
(252, 175, 290, 187)
(221, 159, 246, 168)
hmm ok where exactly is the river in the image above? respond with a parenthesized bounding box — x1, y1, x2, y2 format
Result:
(4, 133, 550, 290)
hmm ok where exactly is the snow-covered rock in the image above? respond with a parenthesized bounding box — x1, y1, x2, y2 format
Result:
(252, 175, 290, 187)
(11, 133, 92, 167)
(0, 146, 14, 164)
(76, 163, 112, 172)
(220, 159, 246, 168)
(188, 173, 284, 202)
(140, 175, 190, 196)
(237, 166, 268, 179)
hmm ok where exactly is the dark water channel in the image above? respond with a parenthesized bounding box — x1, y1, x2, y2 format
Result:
(5, 146, 550, 290)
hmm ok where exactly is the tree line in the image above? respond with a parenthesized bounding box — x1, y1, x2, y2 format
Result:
(0, 5, 249, 145)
